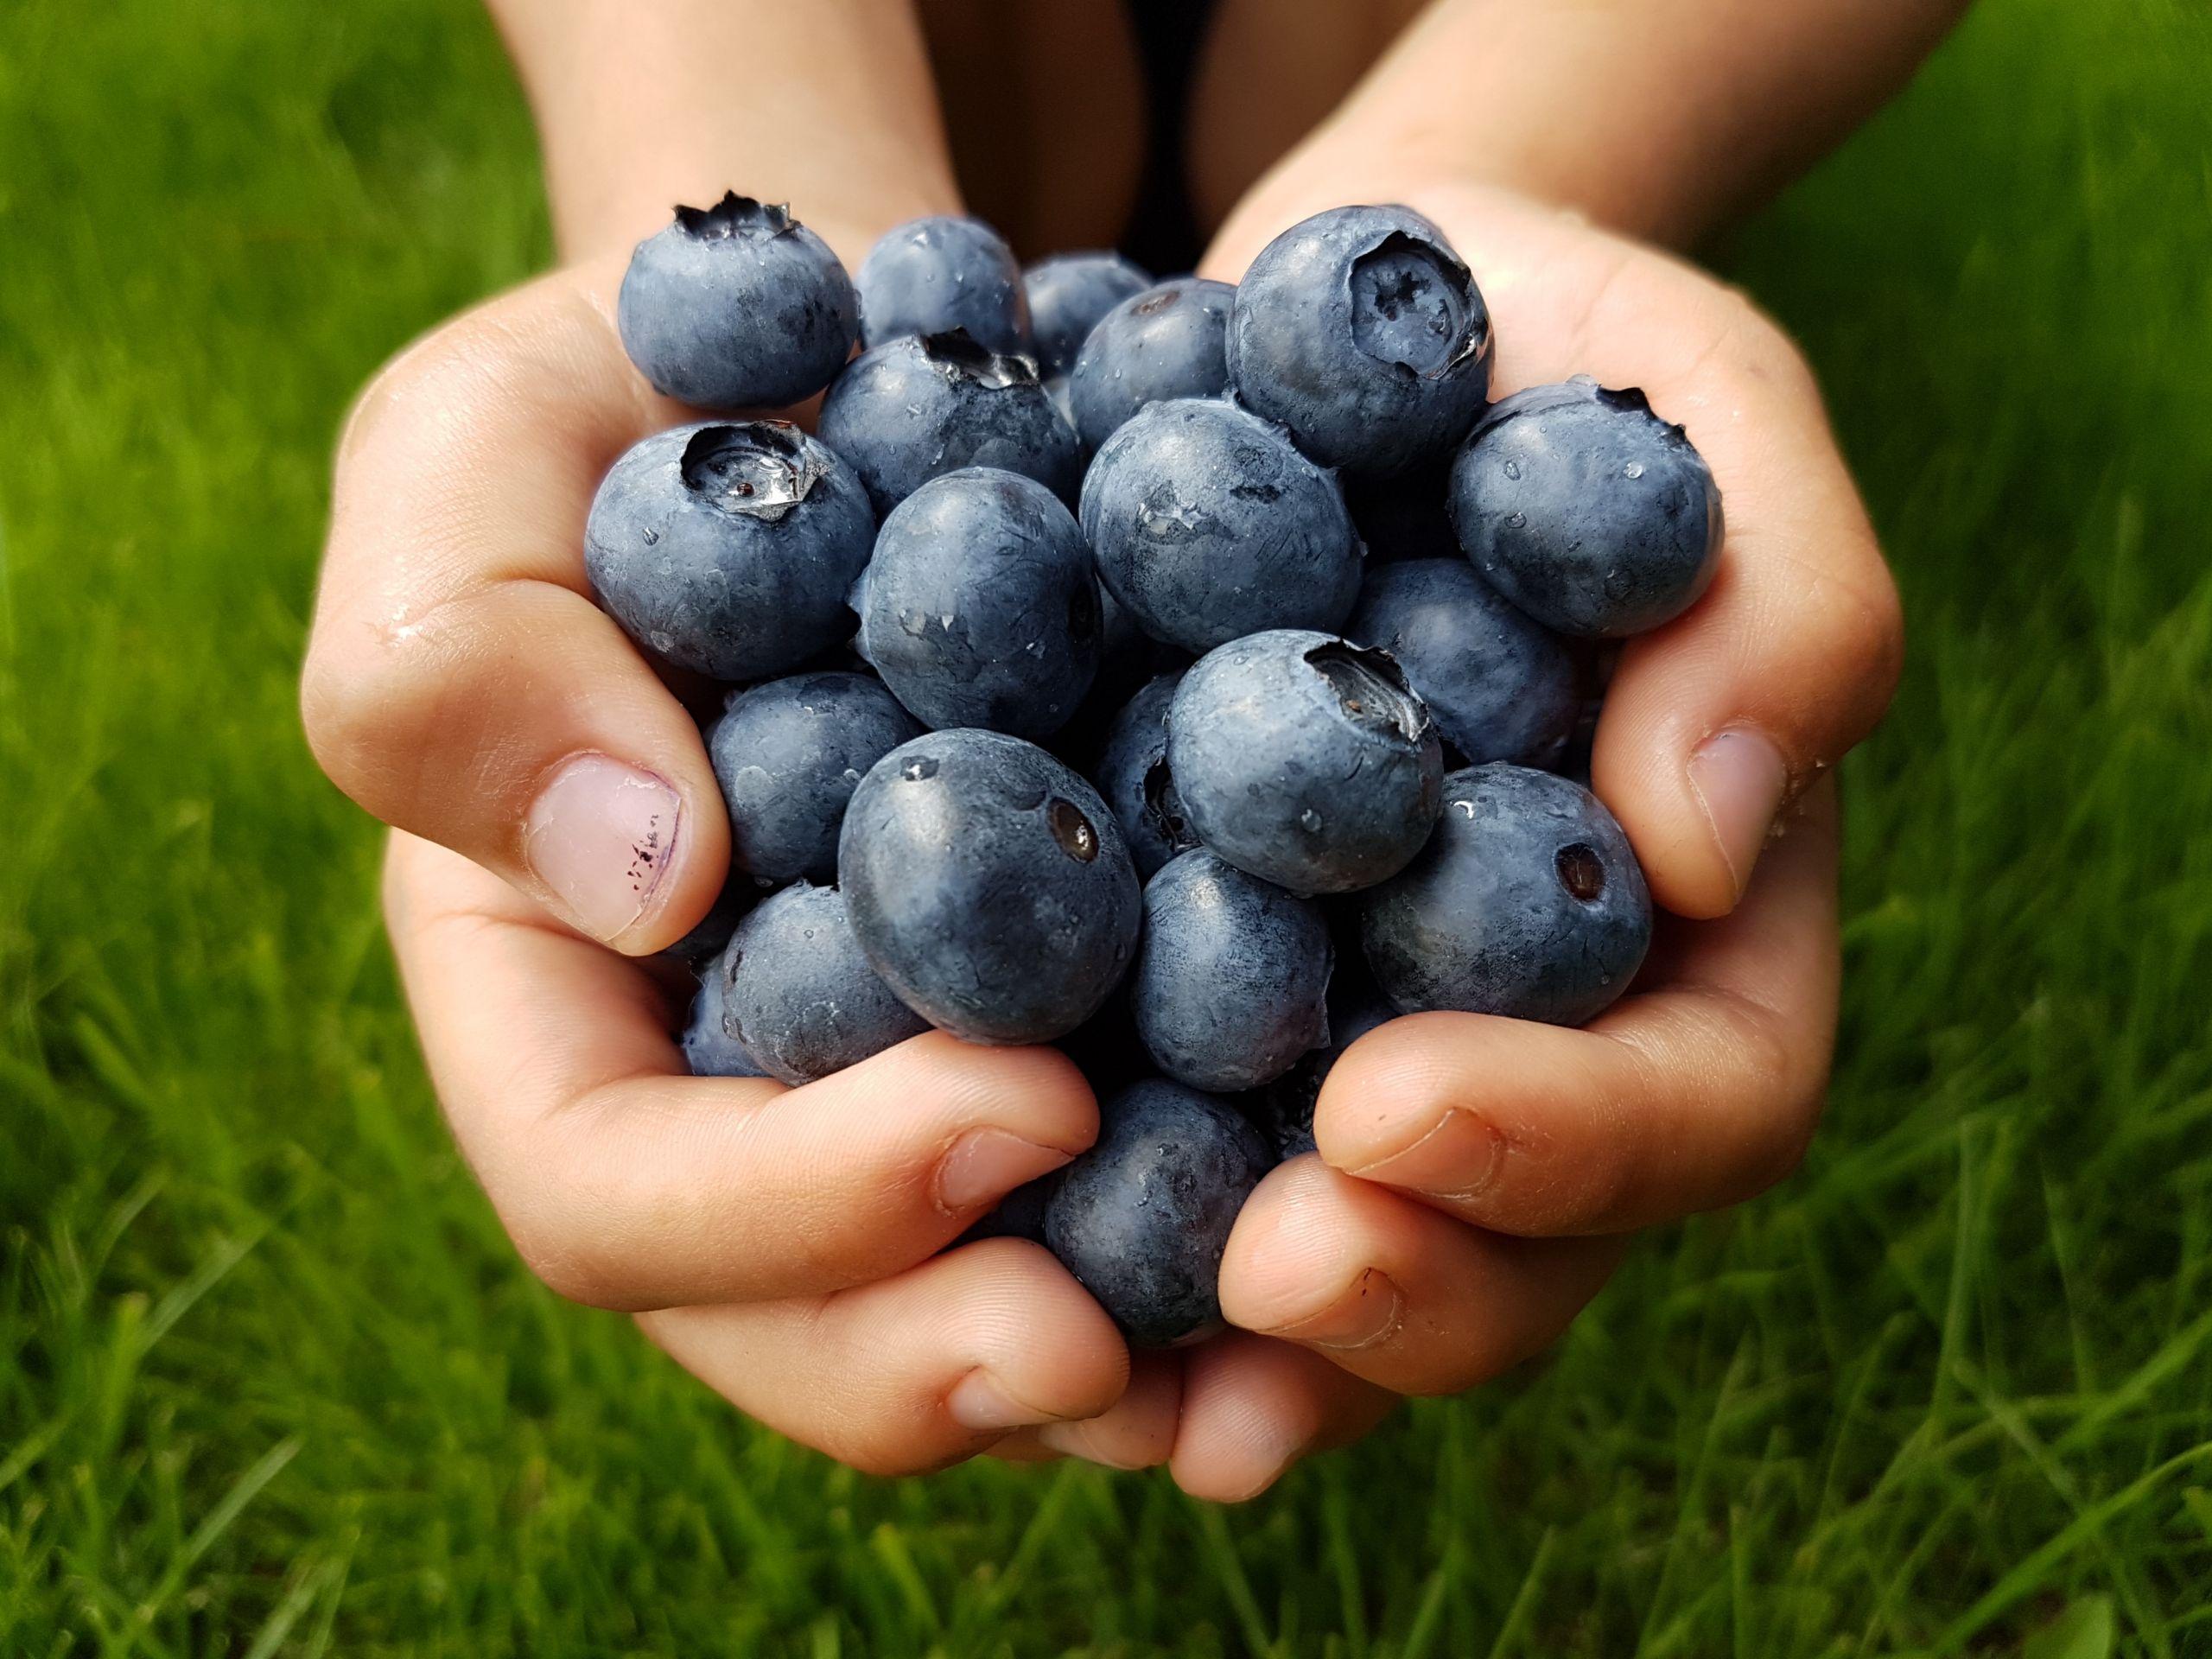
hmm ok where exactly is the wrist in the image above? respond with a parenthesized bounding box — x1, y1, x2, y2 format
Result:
(491, 0, 962, 267)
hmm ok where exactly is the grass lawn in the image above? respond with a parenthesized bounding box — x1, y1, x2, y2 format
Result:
(4, 0, 2211, 1651)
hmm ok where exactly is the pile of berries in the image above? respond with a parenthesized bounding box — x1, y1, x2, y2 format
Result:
(589, 193, 1722, 1347)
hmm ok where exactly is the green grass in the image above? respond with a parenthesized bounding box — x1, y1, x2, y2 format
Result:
(3, 0, 2210, 1651)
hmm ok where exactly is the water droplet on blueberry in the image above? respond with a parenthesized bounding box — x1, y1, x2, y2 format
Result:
(900, 756, 939, 782)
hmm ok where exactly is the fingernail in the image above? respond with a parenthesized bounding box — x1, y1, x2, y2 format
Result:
(1037, 1420, 1151, 1471)
(1348, 1109, 1506, 1202)
(947, 1370, 1059, 1433)
(1687, 727, 1789, 901)
(935, 1130, 1075, 1214)
(1266, 1268, 1403, 1351)
(524, 754, 683, 944)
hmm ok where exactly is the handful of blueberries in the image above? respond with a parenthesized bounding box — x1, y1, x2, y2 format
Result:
(592, 193, 1722, 1348)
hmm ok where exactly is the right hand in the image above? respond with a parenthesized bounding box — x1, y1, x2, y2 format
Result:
(303, 260, 1391, 1489)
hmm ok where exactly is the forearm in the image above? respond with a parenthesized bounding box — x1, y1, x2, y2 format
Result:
(1291, 0, 1972, 245)
(487, 0, 962, 264)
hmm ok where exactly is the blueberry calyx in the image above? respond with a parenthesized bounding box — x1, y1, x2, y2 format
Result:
(672, 191, 796, 240)
(1140, 757, 1193, 853)
(1347, 228, 1483, 380)
(1303, 639, 1428, 747)
(919, 327, 1039, 389)
(1556, 842, 1606, 901)
(1049, 798, 1101, 861)
(678, 422, 827, 522)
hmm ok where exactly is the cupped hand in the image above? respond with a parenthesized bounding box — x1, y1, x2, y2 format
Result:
(303, 257, 1174, 1478)
(1173, 170, 1902, 1477)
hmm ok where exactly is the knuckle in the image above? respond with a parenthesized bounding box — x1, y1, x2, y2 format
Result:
(299, 595, 470, 819)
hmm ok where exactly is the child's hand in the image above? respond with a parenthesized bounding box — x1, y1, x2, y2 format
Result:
(1185, 175, 1901, 1446)
(302, 262, 1173, 1477)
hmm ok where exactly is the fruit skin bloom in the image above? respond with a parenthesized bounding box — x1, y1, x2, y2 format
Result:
(817, 330, 1083, 514)
(1360, 763, 1653, 1027)
(1079, 397, 1362, 654)
(855, 467, 1103, 741)
(1129, 849, 1334, 1094)
(1447, 376, 1725, 638)
(1022, 251, 1152, 378)
(584, 421, 874, 682)
(838, 729, 1141, 1046)
(1069, 277, 1235, 452)
(617, 193, 858, 410)
(1344, 558, 1580, 768)
(855, 214, 1033, 356)
(1168, 630, 1444, 896)
(1045, 1081, 1276, 1348)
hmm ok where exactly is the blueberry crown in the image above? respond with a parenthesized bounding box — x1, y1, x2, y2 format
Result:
(673, 191, 797, 240)
(919, 328, 1040, 389)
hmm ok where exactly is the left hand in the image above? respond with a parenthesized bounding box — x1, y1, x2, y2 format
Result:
(1128, 162, 1901, 1499)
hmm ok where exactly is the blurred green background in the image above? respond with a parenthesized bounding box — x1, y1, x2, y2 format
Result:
(4, 0, 2211, 1652)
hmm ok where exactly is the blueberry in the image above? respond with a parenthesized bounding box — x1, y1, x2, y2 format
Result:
(1226, 206, 1491, 476)
(1252, 971, 1397, 1158)
(855, 216, 1031, 356)
(680, 961, 767, 1077)
(1068, 278, 1234, 452)
(1089, 671, 1197, 879)
(709, 881, 931, 1085)
(660, 874, 755, 969)
(1168, 631, 1444, 894)
(1344, 559, 1579, 767)
(817, 330, 1082, 516)
(1043, 1079, 1274, 1347)
(584, 421, 874, 680)
(1448, 376, 1724, 637)
(855, 468, 1101, 738)
(1079, 398, 1363, 653)
(839, 729, 1141, 1044)
(1344, 459, 1459, 563)
(1022, 252, 1153, 377)
(1360, 764, 1652, 1025)
(708, 671, 925, 885)
(617, 194, 860, 410)
(1130, 849, 1332, 1092)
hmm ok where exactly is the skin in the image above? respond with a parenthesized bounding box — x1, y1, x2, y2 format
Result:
(304, 0, 1942, 1501)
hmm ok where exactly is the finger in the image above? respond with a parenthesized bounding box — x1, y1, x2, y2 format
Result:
(1481, 211, 1902, 918)
(640, 1238, 1130, 1478)
(302, 256, 730, 954)
(1220, 1159, 1624, 1397)
(1211, 181, 1903, 918)
(386, 833, 1096, 1310)
(988, 1350, 1185, 1472)
(1319, 779, 1840, 1236)
(1168, 1331, 1396, 1503)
